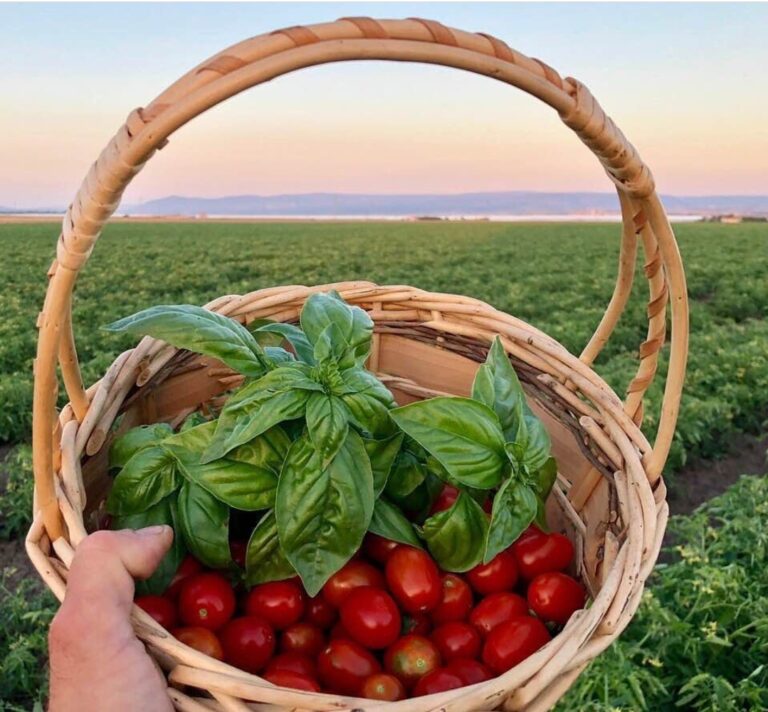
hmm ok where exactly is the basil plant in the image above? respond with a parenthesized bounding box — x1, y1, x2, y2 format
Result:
(105, 292, 556, 595)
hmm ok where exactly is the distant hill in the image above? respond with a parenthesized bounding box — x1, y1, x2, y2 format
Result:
(124, 192, 768, 217)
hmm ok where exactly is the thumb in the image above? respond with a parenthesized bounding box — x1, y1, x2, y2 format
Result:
(65, 527, 174, 614)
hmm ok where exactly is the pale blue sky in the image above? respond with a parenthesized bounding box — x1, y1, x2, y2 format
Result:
(1, 3, 766, 207)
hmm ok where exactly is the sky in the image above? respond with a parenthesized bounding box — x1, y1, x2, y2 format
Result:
(1, 2, 767, 209)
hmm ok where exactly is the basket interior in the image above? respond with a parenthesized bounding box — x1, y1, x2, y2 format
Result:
(81, 317, 624, 598)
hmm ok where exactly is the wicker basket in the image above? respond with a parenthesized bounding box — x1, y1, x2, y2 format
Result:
(27, 17, 688, 712)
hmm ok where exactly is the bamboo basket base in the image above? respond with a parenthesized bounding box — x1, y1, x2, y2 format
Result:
(27, 281, 668, 711)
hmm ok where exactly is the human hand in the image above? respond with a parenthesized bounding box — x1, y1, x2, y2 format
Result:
(48, 526, 175, 712)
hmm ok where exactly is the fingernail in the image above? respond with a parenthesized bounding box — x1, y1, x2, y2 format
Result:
(137, 525, 171, 538)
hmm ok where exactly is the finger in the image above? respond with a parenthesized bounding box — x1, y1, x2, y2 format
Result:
(65, 526, 174, 615)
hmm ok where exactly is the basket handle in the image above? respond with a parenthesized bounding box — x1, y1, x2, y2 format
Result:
(33, 17, 688, 538)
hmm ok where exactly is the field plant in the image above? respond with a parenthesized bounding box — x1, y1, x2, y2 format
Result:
(559, 474, 768, 711)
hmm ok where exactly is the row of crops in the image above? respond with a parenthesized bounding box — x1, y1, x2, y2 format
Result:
(1, 220, 766, 473)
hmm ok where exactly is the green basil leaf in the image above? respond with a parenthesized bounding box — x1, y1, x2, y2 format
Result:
(245, 510, 295, 586)
(180, 412, 209, 432)
(385, 450, 428, 500)
(109, 423, 173, 469)
(107, 446, 179, 516)
(421, 492, 488, 572)
(312, 323, 347, 366)
(104, 304, 270, 378)
(112, 496, 185, 596)
(264, 346, 296, 365)
(363, 432, 404, 497)
(369, 498, 423, 549)
(275, 431, 374, 596)
(485, 479, 538, 563)
(177, 480, 231, 569)
(164, 422, 278, 510)
(255, 322, 315, 364)
(306, 393, 350, 467)
(472, 336, 528, 439)
(300, 292, 373, 369)
(203, 366, 320, 461)
(391, 397, 507, 489)
(340, 368, 396, 436)
(511, 404, 552, 473)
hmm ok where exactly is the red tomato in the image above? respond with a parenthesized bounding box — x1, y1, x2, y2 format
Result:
(281, 622, 325, 657)
(466, 550, 518, 595)
(385, 547, 442, 614)
(166, 555, 202, 599)
(317, 639, 381, 695)
(518, 524, 544, 545)
(330, 620, 350, 640)
(430, 484, 459, 515)
(431, 574, 473, 624)
(178, 573, 236, 630)
(340, 587, 401, 649)
(446, 658, 492, 685)
(172, 627, 224, 660)
(219, 616, 275, 673)
(469, 592, 529, 637)
(413, 668, 464, 696)
(512, 532, 574, 580)
(384, 634, 442, 689)
(431, 622, 481, 662)
(264, 652, 316, 678)
(482, 617, 551, 674)
(230, 540, 247, 569)
(322, 561, 386, 607)
(263, 669, 321, 692)
(135, 595, 178, 629)
(305, 597, 337, 629)
(246, 581, 305, 630)
(360, 672, 407, 701)
(401, 612, 432, 636)
(527, 572, 586, 624)
(363, 534, 400, 564)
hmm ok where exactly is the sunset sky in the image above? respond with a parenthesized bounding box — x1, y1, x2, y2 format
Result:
(1, 2, 766, 209)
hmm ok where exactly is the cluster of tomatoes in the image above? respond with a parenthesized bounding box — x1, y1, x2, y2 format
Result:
(135, 524, 585, 700)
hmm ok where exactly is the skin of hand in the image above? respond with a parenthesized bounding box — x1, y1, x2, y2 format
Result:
(48, 526, 175, 712)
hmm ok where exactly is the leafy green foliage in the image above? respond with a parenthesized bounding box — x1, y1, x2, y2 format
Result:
(558, 474, 768, 712)
(0, 446, 33, 541)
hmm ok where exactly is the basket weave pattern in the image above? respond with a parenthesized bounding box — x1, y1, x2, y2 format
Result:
(27, 18, 688, 711)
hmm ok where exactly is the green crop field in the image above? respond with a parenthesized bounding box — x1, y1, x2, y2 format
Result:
(1, 219, 767, 710)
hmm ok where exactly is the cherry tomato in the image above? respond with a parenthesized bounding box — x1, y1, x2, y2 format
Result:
(219, 616, 275, 673)
(330, 620, 350, 640)
(512, 532, 574, 580)
(178, 573, 236, 630)
(166, 555, 203, 599)
(518, 524, 544, 545)
(305, 597, 337, 629)
(469, 592, 529, 637)
(363, 533, 400, 564)
(466, 550, 518, 595)
(431, 574, 473, 624)
(135, 595, 178, 629)
(430, 484, 460, 515)
(431, 622, 481, 662)
(246, 581, 305, 630)
(264, 652, 316, 678)
(281, 622, 325, 657)
(385, 547, 442, 614)
(360, 672, 407, 701)
(527, 572, 586, 624)
(401, 612, 432, 636)
(413, 668, 464, 696)
(482, 616, 551, 674)
(317, 639, 381, 695)
(230, 540, 247, 569)
(172, 627, 224, 660)
(340, 587, 401, 649)
(446, 658, 492, 685)
(262, 669, 321, 692)
(322, 561, 385, 607)
(384, 634, 441, 689)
